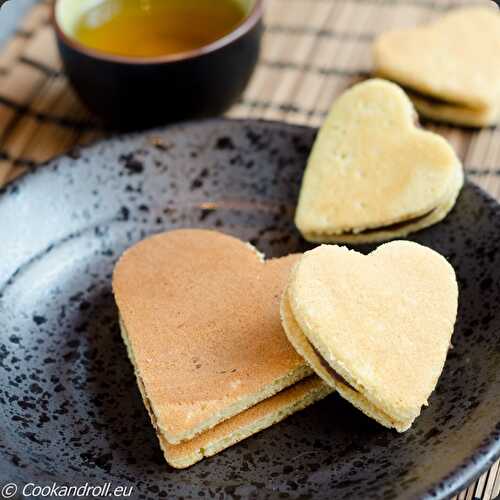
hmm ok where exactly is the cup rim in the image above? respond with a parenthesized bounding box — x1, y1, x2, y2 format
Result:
(52, 0, 264, 65)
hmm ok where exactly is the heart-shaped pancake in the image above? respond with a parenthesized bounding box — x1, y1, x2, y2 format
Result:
(294, 79, 463, 244)
(113, 229, 313, 447)
(160, 376, 331, 468)
(373, 7, 500, 127)
(281, 241, 458, 431)
(407, 90, 498, 129)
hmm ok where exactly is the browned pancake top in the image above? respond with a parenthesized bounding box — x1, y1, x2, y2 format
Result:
(113, 229, 305, 437)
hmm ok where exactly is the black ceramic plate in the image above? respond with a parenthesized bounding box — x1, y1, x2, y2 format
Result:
(0, 119, 499, 500)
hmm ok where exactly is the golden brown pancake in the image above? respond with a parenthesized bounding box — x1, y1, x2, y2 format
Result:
(113, 229, 312, 445)
(159, 376, 332, 468)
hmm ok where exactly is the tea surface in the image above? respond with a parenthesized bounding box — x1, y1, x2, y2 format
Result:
(73, 0, 246, 58)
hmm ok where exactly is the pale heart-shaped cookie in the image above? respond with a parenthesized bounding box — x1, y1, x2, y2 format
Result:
(281, 241, 458, 431)
(113, 229, 328, 459)
(374, 7, 500, 127)
(294, 79, 463, 244)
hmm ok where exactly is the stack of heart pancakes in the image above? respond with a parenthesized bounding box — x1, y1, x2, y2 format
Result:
(294, 79, 463, 244)
(281, 241, 459, 432)
(373, 6, 500, 127)
(113, 229, 332, 468)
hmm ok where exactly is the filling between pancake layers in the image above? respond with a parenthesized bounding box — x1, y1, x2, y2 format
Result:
(372, 75, 499, 127)
(303, 161, 463, 244)
(404, 87, 498, 128)
(280, 291, 414, 432)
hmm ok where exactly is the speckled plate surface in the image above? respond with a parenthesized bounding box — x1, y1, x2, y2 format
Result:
(0, 119, 499, 500)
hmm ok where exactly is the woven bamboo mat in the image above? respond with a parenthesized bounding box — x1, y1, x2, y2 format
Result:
(1, 0, 500, 498)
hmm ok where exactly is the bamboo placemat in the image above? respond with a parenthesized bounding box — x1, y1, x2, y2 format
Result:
(0, 1, 499, 498)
